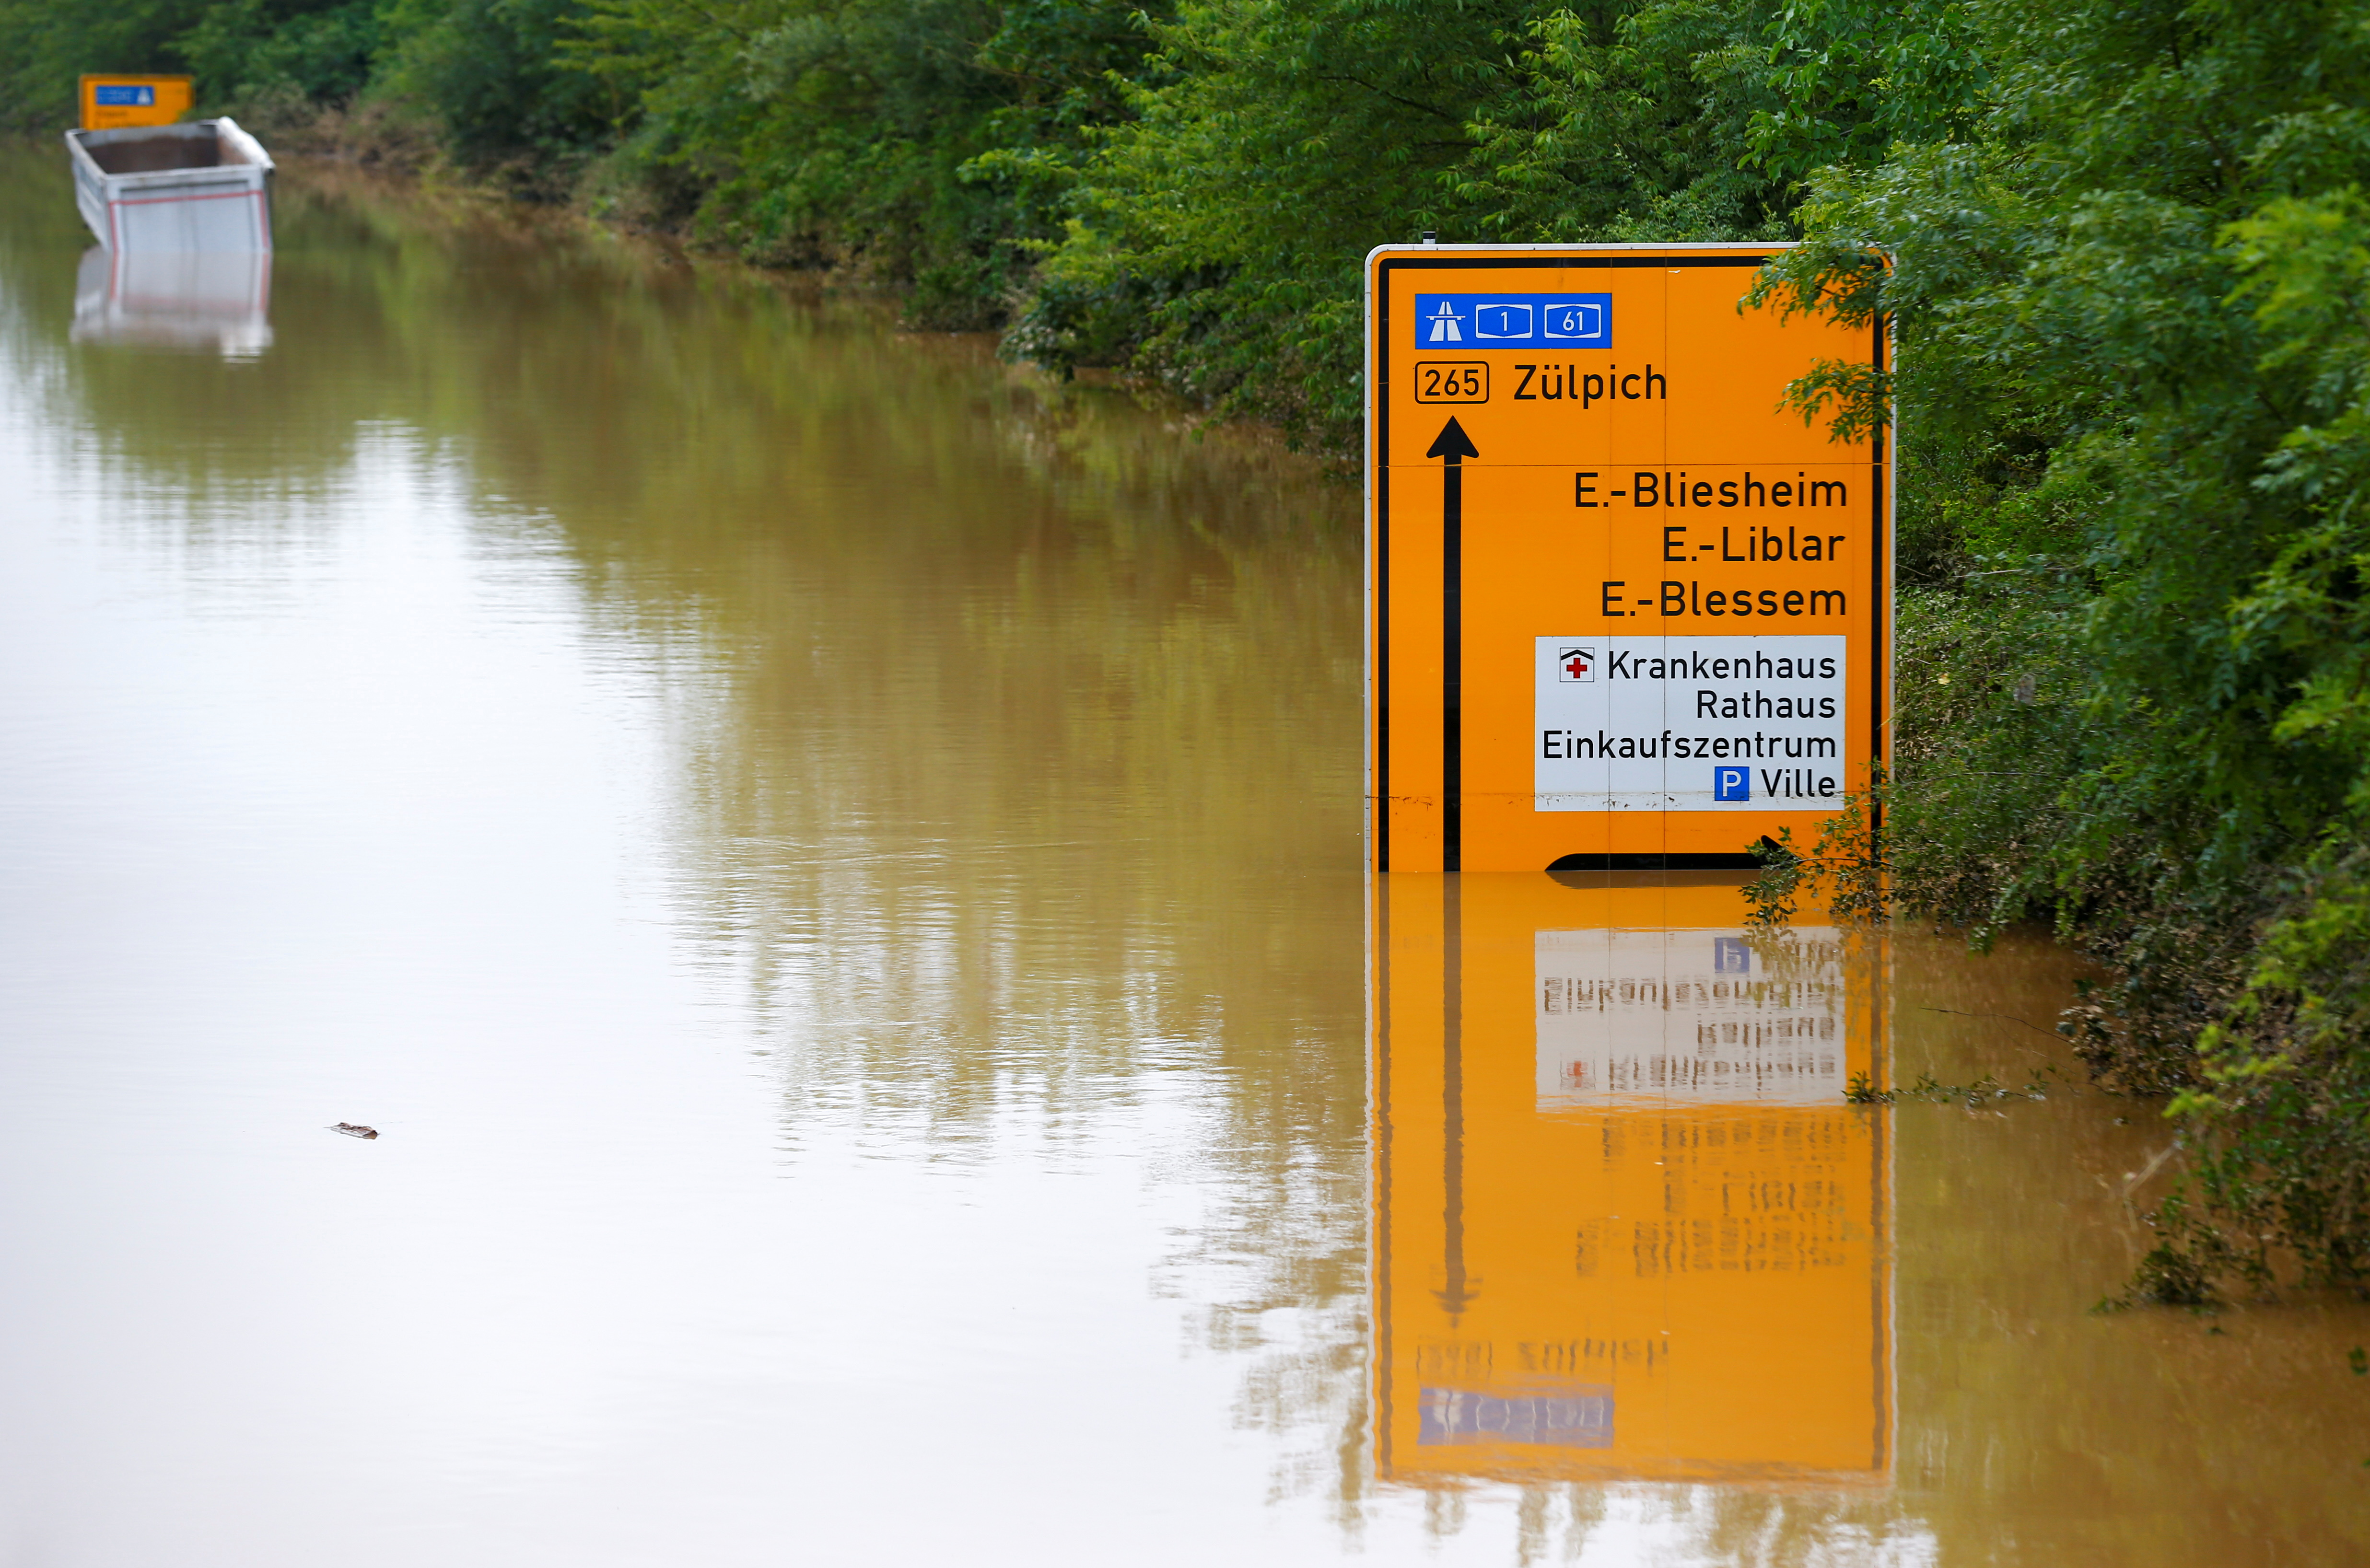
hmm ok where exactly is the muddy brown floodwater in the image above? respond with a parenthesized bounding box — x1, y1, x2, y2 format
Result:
(0, 145, 2365, 1566)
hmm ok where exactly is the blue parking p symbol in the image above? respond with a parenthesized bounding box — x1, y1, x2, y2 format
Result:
(1713, 767, 1750, 801)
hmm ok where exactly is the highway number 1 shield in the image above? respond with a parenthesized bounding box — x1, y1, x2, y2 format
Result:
(1366, 245, 1891, 872)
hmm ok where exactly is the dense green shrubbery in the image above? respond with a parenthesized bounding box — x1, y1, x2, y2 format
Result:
(1752, 0, 2370, 1299)
(1012, 0, 1798, 439)
(0, 1, 379, 130)
(5, 0, 2370, 1299)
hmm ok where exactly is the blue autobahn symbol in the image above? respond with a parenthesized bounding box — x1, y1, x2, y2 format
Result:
(1413, 293, 1612, 350)
(1714, 767, 1750, 801)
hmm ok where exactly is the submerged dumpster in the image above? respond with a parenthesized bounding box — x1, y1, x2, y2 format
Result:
(65, 118, 273, 253)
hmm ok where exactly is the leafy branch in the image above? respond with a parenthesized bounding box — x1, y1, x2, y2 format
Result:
(1743, 763, 1891, 930)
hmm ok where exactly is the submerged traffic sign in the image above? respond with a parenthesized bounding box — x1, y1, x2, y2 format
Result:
(1366, 244, 1891, 871)
(79, 75, 193, 132)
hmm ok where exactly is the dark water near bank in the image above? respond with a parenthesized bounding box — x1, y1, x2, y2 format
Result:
(0, 147, 2364, 1565)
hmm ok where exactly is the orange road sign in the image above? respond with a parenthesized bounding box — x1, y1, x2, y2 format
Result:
(79, 75, 194, 132)
(1366, 245, 1891, 872)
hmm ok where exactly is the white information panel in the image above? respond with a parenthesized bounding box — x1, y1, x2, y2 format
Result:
(1534, 635, 1847, 811)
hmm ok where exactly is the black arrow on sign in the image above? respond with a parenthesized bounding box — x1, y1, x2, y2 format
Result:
(1426, 417, 1479, 871)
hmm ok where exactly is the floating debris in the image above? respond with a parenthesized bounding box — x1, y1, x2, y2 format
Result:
(1844, 1070, 2060, 1107)
(329, 1123, 378, 1139)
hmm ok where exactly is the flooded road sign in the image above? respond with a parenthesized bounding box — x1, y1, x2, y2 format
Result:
(1369, 872, 1892, 1486)
(79, 76, 194, 132)
(1366, 246, 1891, 871)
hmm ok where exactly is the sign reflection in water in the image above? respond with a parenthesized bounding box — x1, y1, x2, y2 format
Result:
(1370, 872, 1891, 1487)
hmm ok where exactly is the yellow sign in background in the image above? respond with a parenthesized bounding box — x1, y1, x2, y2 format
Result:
(79, 75, 195, 132)
(1370, 872, 1892, 1487)
(1366, 246, 1891, 872)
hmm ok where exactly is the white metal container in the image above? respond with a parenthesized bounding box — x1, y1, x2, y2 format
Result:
(64, 117, 274, 252)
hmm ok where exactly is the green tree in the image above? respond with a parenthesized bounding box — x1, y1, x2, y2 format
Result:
(0, 0, 214, 128)
(1762, 0, 2370, 1293)
(1009, 0, 1538, 442)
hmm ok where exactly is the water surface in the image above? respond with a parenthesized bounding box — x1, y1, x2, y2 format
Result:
(0, 146, 2363, 1566)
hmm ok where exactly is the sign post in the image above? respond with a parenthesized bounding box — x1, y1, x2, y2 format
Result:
(1366, 245, 1890, 872)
